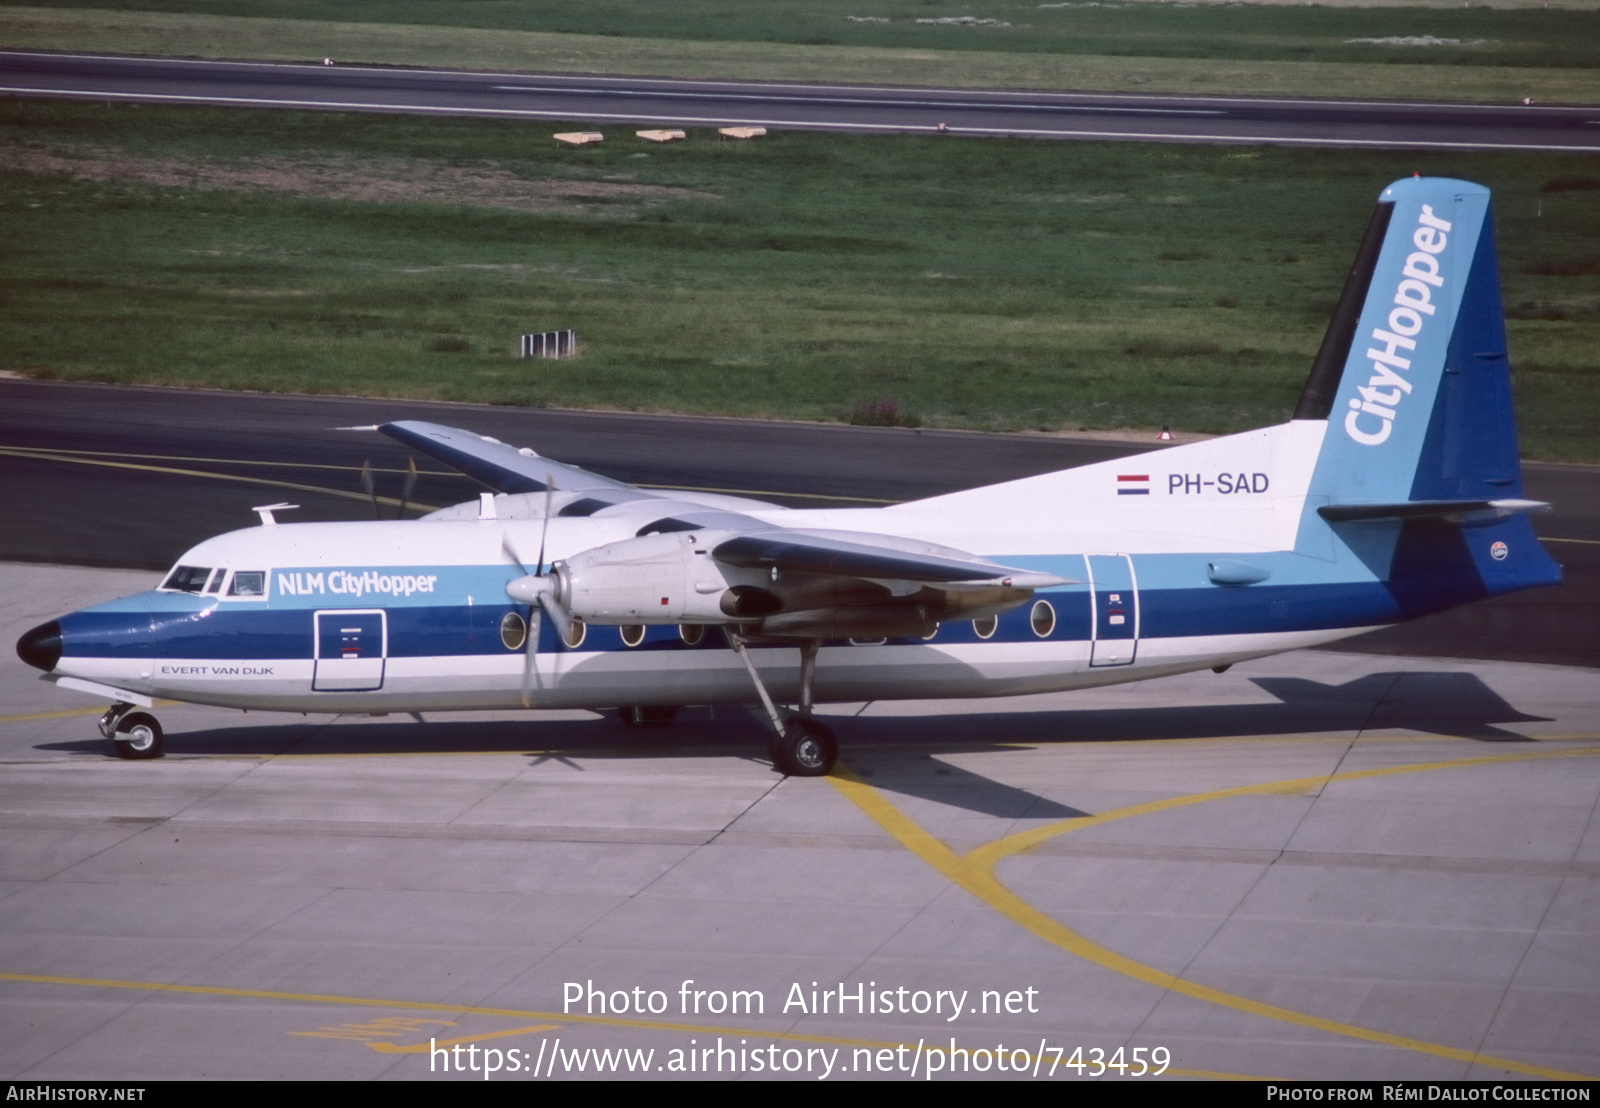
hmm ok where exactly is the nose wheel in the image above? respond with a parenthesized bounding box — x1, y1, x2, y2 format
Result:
(100, 704, 164, 760)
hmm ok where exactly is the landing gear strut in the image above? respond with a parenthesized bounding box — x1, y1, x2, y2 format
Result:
(100, 703, 164, 760)
(728, 635, 837, 777)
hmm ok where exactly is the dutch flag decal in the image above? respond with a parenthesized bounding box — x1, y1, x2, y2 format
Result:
(1117, 475, 1150, 495)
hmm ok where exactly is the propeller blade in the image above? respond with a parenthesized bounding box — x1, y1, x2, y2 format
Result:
(502, 535, 529, 577)
(396, 456, 418, 520)
(359, 459, 380, 520)
(535, 473, 555, 575)
(520, 606, 542, 708)
(541, 594, 576, 647)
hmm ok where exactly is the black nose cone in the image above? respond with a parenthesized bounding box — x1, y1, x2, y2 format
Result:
(17, 621, 62, 672)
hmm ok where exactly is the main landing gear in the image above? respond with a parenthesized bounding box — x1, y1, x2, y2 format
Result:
(728, 635, 838, 778)
(98, 703, 165, 760)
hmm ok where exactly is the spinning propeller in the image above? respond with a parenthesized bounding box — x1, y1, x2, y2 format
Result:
(502, 479, 576, 706)
(359, 457, 420, 520)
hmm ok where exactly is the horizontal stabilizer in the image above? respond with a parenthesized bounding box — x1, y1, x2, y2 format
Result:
(1318, 498, 1549, 523)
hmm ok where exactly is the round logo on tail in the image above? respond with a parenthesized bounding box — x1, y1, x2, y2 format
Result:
(1490, 541, 1508, 561)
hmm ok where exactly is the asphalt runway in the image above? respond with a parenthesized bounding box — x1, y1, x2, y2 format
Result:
(4, 51, 1599, 152)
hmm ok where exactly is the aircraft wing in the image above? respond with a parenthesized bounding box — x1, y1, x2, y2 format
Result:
(379, 420, 634, 495)
(380, 420, 1070, 589)
(715, 530, 1067, 587)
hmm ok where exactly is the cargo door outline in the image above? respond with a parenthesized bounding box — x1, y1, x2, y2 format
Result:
(313, 609, 387, 691)
(1087, 554, 1139, 667)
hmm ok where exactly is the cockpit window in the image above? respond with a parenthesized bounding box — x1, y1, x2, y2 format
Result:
(228, 571, 266, 597)
(161, 565, 213, 593)
(203, 569, 225, 594)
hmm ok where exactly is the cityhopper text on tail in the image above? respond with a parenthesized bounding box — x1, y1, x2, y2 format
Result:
(16, 178, 1560, 776)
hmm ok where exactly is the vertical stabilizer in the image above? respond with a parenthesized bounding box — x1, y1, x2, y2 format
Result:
(1293, 177, 1558, 607)
(1302, 177, 1496, 503)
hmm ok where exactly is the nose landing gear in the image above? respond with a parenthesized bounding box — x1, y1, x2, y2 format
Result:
(99, 703, 165, 760)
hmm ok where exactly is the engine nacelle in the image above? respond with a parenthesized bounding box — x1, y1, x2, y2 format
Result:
(557, 531, 732, 624)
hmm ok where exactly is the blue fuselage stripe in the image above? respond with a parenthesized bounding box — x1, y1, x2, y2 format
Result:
(45, 579, 1447, 660)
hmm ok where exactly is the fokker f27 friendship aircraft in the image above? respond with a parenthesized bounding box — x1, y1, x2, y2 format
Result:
(17, 177, 1560, 776)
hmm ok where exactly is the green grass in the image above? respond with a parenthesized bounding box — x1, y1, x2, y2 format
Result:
(5, 5, 1600, 103)
(4, 100, 1599, 459)
(10, 0, 1600, 70)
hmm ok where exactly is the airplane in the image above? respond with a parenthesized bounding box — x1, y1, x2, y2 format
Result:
(15, 176, 1561, 777)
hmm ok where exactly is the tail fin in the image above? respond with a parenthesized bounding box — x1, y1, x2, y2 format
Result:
(1300, 176, 1522, 502)
(1294, 176, 1559, 601)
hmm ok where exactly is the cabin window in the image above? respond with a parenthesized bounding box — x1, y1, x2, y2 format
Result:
(161, 565, 213, 593)
(972, 615, 998, 640)
(619, 625, 646, 648)
(1030, 600, 1056, 638)
(500, 612, 527, 651)
(563, 618, 586, 649)
(679, 624, 705, 646)
(228, 571, 266, 597)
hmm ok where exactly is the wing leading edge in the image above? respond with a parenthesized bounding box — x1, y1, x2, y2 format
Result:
(379, 420, 632, 495)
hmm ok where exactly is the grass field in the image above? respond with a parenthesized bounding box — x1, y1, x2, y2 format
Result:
(4, 100, 1597, 459)
(4, 4, 1600, 104)
(11, 0, 1600, 68)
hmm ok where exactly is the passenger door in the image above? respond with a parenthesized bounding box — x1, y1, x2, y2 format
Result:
(1087, 554, 1139, 667)
(313, 609, 387, 691)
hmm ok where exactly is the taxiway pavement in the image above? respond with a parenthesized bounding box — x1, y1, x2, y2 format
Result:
(2, 563, 1597, 1081)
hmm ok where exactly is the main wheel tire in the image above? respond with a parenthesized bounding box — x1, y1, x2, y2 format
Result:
(112, 712, 164, 760)
(770, 718, 837, 778)
(617, 705, 680, 728)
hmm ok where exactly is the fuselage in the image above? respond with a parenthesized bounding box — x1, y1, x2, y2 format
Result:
(34, 519, 1379, 714)
(28, 416, 1543, 717)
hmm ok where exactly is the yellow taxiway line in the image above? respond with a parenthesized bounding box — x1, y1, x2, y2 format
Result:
(828, 744, 1600, 1081)
(1, 731, 1594, 1078)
